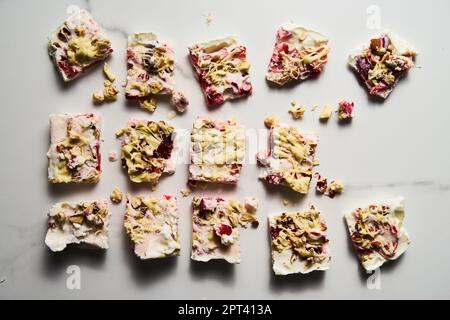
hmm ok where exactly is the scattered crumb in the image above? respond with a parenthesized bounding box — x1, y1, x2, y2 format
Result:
(314, 173, 344, 198)
(110, 187, 123, 204)
(240, 197, 259, 228)
(289, 101, 306, 119)
(167, 110, 177, 120)
(282, 198, 289, 206)
(139, 96, 157, 112)
(328, 180, 344, 196)
(264, 115, 279, 128)
(180, 188, 192, 197)
(314, 173, 328, 194)
(103, 80, 119, 101)
(170, 90, 189, 112)
(319, 105, 333, 120)
(0, 278, 5, 284)
(92, 64, 119, 104)
(108, 151, 118, 162)
(92, 90, 104, 104)
(337, 101, 355, 120)
(103, 62, 116, 82)
(206, 13, 213, 26)
(313, 158, 320, 166)
(311, 105, 318, 111)
(244, 196, 258, 212)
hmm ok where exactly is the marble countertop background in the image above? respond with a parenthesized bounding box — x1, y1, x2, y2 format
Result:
(0, 0, 449, 299)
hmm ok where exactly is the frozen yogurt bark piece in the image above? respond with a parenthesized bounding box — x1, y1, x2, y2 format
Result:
(45, 200, 110, 252)
(257, 117, 318, 193)
(48, 10, 113, 81)
(47, 113, 101, 183)
(266, 24, 329, 86)
(349, 32, 416, 98)
(188, 36, 252, 106)
(269, 204, 330, 275)
(189, 117, 245, 185)
(116, 119, 175, 185)
(125, 33, 188, 112)
(124, 194, 180, 259)
(345, 197, 410, 271)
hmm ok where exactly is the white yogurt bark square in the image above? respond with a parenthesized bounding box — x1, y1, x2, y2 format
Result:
(116, 119, 175, 185)
(269, 205, 330, 275)
(124, 194, 180, 259)
(48, 10, 112, 81)
(47, 113, 101, 183)
(191, 196, 258, 264)
(348, 32, 416, 99)
(189, 117, 245, 185)
(45, 200, 110, 252)
(188, 36, 252, 106)
(125, 33, 188, 112)
(345, 197, 410, 271)
(266, 24, 329, 86)
(257, 119, 318, 194)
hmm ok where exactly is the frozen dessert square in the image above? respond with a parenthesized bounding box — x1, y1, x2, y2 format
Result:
(189, 117, 245, 185)
(257, 117, 318, 194)
(45, 200, 110, 252)
(48, 9, 113, 81)
(349, 32, 417, 98)
(124, 194, 180, 259)
(116, 119, 175, 184)
(125, 33, 188, 112)
(269, 205, 330, 275)
(188, 36, 252, 106)
(191, 196, 258, 264)
(47, 113, 101, 183)
(266, 24, 329, 86)
(345, 197, 410, 271)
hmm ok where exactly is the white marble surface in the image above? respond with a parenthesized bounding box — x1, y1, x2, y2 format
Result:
(0, 0, 449, 299)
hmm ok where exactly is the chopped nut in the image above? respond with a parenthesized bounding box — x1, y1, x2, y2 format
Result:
(313, 158, 320, 166)
(103, 62, 116, 82)
(92, 90, 104, 103)
(167, 110, 177, 119)
(289, 102, 306, 119)
(110, 187, 123, 204)
(206, 13, 213, 26)
(314, 173, 344, 198)
(68, 215, 84, 225)
(328, 180, 344, 197)
(139, 96, 157, 112)
(180, 188, 192, 197)
(108, 151, 118, 162)
(282, 198, 289, 206)
(103, 80, 119, 101)
(319, 105, 333, 120)
(264, 115, 279, 128)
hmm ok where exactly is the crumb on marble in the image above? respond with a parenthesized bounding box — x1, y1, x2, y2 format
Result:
(108, 151, 118, 162)
(264, 115, 279, 128)
(180, 188, 192, 197)
(167, 110, 177, 119)
(110, 187, 123, 204)
(319, 105, 333, 120)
